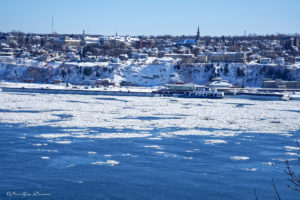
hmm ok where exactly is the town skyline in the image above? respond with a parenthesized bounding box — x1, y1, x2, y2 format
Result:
(1, 0, 300, 36)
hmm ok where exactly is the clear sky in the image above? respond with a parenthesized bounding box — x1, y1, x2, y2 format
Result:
(1, 0, 299, 36)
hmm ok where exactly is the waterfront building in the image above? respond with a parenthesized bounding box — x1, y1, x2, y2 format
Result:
(263, 79, 300, 89)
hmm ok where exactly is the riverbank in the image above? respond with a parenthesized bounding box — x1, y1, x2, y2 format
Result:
(2, 81, 300, 101)
(0, 81, 155, 97)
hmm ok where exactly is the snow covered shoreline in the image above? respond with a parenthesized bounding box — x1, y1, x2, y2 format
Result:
(1, 56, 300, 88)
(0, 81, 155, 97)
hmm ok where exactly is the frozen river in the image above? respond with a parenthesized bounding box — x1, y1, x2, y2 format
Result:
(0, 92, 299, 199)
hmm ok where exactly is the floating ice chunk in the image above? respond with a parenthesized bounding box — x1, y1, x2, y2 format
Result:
(167, 130, 212, 136)
(205, 139, 227, 145)
(121, 153, 138, 158)
(264, 162, 275, 166)
(75, 133, 151, 139)
(243, 168, 257, 171)
(280, 133, 292, 137)
(88, 151, 97, 155)
(106, 160, 119, 166)
(37, 133, 71, 138)
(144, 145, 163, 150)
(55, 140, 71, 144)
(33, 143, 43, 146)
(104, 154, 112, 157)
(156, 151, 165, 154)
(231, 156, 250, 160)
(91, 161, 106, 165)
(147, 137, 162, 140)
(91, 160, 119, 166)
(285, 152, 298, 156)
(41, 156, 50, 159)
(285, 146, 300, 151)
(67, 164, 76, 168)
(272, 158, 286, 162)
(37, 149, 58, 153)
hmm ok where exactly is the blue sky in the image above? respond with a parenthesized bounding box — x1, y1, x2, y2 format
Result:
(1, 0, 299, 36)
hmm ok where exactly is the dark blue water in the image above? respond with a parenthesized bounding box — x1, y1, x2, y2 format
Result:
(0, 123, 299, 200)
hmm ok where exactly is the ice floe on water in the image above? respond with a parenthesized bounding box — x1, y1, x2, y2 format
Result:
(205, 139, 228, 145)
(91, 160, 119, 166)
(41, 156, 50, 160)
(231, 156, 250, 160)
(88, 151, 97, 155)
(1, 92, 300, 139)
(185, 150, 194, 153)
(121, 153, 138, 158)
(37, 149, 58, 153)
(66, 164, 76, 168)
(33, 143, 43, 146)
(37, 133, 71, 138)
(54, 140, 72, 144)
(74, 133, 152, 139)
(243, 168, 257, 171)
(144, 145, 163, 150)
(285, 152, 298, 156)
(147, 137, 162, 140)
(285, 146, 300, 151)
(263, 162, 275, 166)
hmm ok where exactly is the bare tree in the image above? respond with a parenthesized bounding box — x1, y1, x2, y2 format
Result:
(285, 141, 300, 192)
(272, 178, 282, 200)
(270, 141, 300, 200)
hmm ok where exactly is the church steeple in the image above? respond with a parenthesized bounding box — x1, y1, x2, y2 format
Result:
(80, 29, 86, 46)
(196, 26, 200, 45)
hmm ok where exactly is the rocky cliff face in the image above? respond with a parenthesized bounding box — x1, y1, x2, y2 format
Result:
(175, 63, 299, 87)
(1, 60, 300, 87)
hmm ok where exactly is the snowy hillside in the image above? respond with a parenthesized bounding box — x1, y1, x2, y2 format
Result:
(1, 56, 300, 87)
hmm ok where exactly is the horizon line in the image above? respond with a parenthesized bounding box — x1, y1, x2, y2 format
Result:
(1, 30, 300, 38)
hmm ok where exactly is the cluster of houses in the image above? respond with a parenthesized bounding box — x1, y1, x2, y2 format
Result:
(1, 29, 300, 67)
